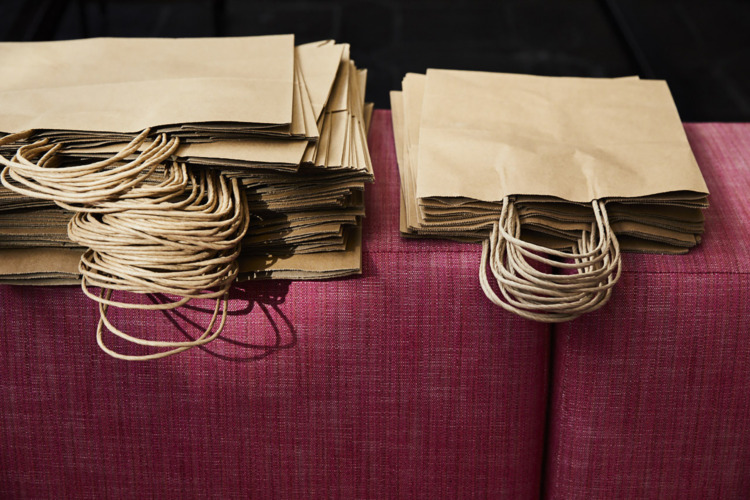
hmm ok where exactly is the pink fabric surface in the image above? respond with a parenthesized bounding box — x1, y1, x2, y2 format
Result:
(0, 111, 550, 499)
(545, 123, 750, 499)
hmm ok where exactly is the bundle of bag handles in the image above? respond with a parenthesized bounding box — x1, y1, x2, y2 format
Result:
(480, 196, 621, 322)
(0, 129, 622, 349)
(0, 130, 249, 360)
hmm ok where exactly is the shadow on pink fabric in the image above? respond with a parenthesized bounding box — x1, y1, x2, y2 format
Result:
(0, 111, 550, 499)
(545, 123, 750, 499)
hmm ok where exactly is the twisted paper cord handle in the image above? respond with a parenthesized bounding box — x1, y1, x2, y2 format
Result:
(0, 131, 249, 359)
(480, 196, 621, 322)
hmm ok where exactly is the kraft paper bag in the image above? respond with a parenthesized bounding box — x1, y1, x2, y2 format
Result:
(296, 41, 346, 119)
(65, 135, 311, 172)
(0, 247, 82, 284)
(392, 74, 490, 241)
(58, 55, 320, 168)
(0, 35, 375, 360)
(238, 226, 362, 280)
(30, 38, 363, 173)
(417, 69, 708, 203)
(393, 69, 709, 322)
(0, 36, 371, 283)
(398, 70, 708, 233)
(0, 35, 296, 135)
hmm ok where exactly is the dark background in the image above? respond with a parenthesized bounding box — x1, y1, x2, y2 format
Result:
(2, 0, 750, 121)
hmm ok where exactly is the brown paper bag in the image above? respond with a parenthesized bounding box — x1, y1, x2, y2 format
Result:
(0, 35, 296, 135)
(0, 37, 373, 288)
(417, 69, 708, 202)
(394, 69, 709, 321)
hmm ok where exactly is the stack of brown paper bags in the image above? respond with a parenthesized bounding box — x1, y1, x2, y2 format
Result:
(391, 70, 708, 254)
(0, 35, 373, 284)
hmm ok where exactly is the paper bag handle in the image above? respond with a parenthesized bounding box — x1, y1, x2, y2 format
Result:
(0, 129, 179, 208)
(92, 286, 229, 361)
(0, 133, 249, 359)
(480, 197, 621, 322)
(73, 174, 248, 360)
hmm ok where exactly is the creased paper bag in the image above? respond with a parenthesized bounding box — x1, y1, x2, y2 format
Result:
(398, 69, 709, 322)
(416, 69, 709, 203)
(0, 35, 296, 133)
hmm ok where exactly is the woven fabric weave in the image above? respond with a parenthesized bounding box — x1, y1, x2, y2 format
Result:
(0, 111, 550, 499)
(544, 123, 750, 499)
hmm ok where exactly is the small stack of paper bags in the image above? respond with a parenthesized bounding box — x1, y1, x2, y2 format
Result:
(391, 69, 708, 320)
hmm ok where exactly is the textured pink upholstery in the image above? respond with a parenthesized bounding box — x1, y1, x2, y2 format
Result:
(545, 124, 750, 499)
(0, 111, 550, 499)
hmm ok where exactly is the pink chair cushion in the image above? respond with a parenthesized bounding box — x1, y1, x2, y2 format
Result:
(545, 123, 750, 499)
(0, 111, 550, 499)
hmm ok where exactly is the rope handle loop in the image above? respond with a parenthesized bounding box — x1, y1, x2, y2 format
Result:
(0, 130, 250, 359)
(94, 287, 230, 361)
(480, 196, 621, 322)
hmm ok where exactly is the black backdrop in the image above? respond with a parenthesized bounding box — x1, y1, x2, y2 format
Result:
(2, 0, 750, 121)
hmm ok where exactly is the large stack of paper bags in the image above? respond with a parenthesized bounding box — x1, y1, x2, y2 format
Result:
(0, 35, 373, 359)
(0, 35, 373, 284)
